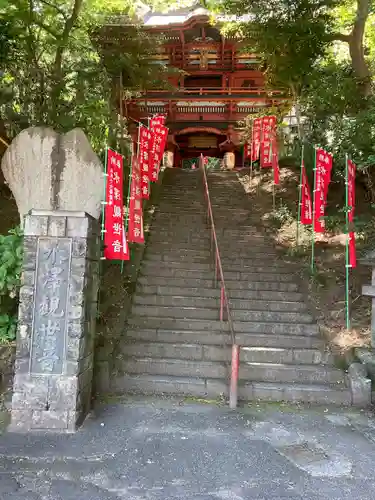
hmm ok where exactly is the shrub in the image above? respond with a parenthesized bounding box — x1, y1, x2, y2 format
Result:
(0, 227, 23, 343)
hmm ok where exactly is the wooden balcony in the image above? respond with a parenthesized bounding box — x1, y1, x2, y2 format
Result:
(134, 87, 287, 99)
(126, 87, 290, 124)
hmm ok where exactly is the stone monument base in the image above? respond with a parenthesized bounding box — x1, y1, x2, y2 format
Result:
(9, 210, 100, 433)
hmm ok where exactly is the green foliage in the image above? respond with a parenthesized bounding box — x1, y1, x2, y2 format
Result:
(0, 314, 17, 344)
(222, 0, 337, 93)
(0, 0, 169, 155)
(301, 61, 375, 174)
(0, 227, 23, 343)
(270, 201, 294, 228)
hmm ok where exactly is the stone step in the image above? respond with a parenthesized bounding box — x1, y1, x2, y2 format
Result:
(143, 254, 281, 265)
(143, 255, 212, 265)
(112, 375, 351, 405)
(146, 237, 211, 247)
(241, 382, 351, 406)
(120, 357, 344, 385)
(240, 362, 345, 385)
(147, 239, 273, 252)
(137, 276, 299, 292)
(127, 316, 319, 336)
(122, 357, 229, 379)
(137, 285, 304, 302)
(141, 261, 292, 275)
(144, 245, 279, 260)
(125, 328, 324, 349)
(122, 342, 332, 365)
(131, 304, 314, 323)
(133, 294, 308, 312)
(147, 239, 283, 258)
(138, 267, 295, 282)
(142, 260, 212, 271)
(152, 227, 265, 236)
(149, 230, 266, 239)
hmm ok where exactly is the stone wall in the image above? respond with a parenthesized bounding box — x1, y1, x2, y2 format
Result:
(10, 211, 100, 432)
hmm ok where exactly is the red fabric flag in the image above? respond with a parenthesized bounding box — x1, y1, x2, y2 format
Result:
(260, 116, 276, 168)
(138, 125, 153, 199)
(104, 149, 129, 260)
(272, 138, 280, 185)
(128, 154, 144, 244)
(347, 159, 356, 268)
(149, 122, 168, 182)
(251, 118, 262, 161)
(313, 148, 333, 233)
(300, 162, 313, 225)
(151, 114, 166, 126)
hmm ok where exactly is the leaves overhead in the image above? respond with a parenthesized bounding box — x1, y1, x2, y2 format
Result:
(0, 0, 169, 155)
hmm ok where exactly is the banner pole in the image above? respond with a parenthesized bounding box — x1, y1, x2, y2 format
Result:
(270, 140, 276, 211)
(296, 143, 304, 246)
(101, 148, 108, 244)
(249, 119, 254, 187)
(345, 153, 351, 330)
(98, 148, 109, 313)
(311, 146, 317, 274)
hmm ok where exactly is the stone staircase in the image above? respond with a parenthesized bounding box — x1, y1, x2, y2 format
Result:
(113, 169, 353, 405)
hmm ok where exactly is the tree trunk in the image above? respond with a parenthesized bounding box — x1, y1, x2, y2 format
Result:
(290, 83, 303, 140)
(50, 0, 84, 125)
(348, 0, 372, 96)
(333, 0, 372, 96)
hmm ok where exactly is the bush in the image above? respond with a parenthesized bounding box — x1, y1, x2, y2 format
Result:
(270, 201, 294, 229)
(0, 227, 23, 343)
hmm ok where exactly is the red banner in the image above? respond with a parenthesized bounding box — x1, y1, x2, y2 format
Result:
(128, 154, 144, 244)
(139, 126, 153, 199)
(272, 138, 280, 185)
(300, 162, 313, 225)
(347, 158, 356, 268)
(104, 149, 129, 260)
(313, 148, 333, 233)
(151, 114, 166, 126)
(260, 116, 276, 167)
(149, 122, 168, 182)
(251, 118, 262, 161)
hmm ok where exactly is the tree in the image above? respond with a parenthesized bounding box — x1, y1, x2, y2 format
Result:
(222, 0, 373, 97)
(0, 0, 169, 155)
(220, 0, 336, 138)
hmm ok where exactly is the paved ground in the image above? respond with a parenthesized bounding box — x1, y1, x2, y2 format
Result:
(1, 397, 375, 499)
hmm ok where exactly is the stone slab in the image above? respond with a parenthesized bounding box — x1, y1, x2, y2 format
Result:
(1, 399, 375, 499)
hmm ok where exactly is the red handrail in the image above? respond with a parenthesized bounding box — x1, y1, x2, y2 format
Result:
(199, 155, 240, 409)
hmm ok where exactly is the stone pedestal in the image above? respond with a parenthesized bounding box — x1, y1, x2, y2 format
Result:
(10, 210, 100, 432)
(164, 151, 174, 168)
(361, 251, 375, 347)
(223, 152, 235, 170)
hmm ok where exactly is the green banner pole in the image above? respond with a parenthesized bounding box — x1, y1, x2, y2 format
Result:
(345, 153, 351, 330)
(311, 145, 317, 274)
(98, 147, 109, 314)
(270, 140, 276, 211)
(296, 143, 304, 246)
(101, 147, 108, 243)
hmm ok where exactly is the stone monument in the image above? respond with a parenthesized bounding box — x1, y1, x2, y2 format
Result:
(1, 127, 103, 432)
